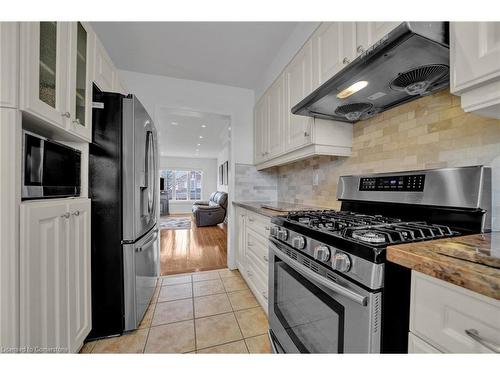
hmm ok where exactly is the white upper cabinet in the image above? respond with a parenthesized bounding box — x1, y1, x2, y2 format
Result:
(451, 22, 500, 92)
(284, 39, 314, 151)
(254, 96, 268, 164)
(20, 22, 70, 129)
(267, 75, 285, 158)
(20, 22, 94, 141)
(67, 22, 93, 141)
(356, 22, 401, 53)
(0, 22, 20, 108)
(93, 36, 115, 92)
(312, 22, 357, 90)
(450, 22, 500, 119)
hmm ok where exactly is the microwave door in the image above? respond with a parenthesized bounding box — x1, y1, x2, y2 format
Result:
(23, 134, 44, 198)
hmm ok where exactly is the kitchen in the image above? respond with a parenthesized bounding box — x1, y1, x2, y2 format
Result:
(1, 1, 500, 373)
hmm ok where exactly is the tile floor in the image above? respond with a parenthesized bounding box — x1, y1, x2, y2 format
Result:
(80, 268, 272, 354)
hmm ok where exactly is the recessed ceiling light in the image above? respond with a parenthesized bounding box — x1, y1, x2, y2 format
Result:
(199, 135, 203, 139)
(171, 121, 178, 126)
(228, 127, 231, 131)
(196, 149, 199, 152)
(336, 81, 369, 99)
(197, 143, 201, 146)
(201, 124, 207, 128)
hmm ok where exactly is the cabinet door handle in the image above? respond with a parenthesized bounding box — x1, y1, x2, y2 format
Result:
(304, 131, 310, 137)
(72, 210, 80, 216)
(265, 226, 270, 231)
(465, 329, 500, 353)
(61, 212, 70, 219)
(72, 118, 81, 125)
(263, 255, 269, 262)
(356, 45, 365, 54)
(343, 57, 350, 65)
(247, 241, 254, 247)
(61, 112, 71, 118)
(261, 290, 268, 299)
(247, 270, 253, 277)
(248, 218, 254, 223)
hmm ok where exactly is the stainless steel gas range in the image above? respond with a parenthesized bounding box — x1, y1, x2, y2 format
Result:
(268, 166, 491, 353)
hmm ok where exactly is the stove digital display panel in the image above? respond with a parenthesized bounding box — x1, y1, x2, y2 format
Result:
(359, 174, 425, 191)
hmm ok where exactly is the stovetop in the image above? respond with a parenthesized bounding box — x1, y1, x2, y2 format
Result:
(284, 210, 459, 246)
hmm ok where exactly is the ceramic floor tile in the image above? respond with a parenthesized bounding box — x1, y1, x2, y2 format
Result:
(245, 334, 272, 353)
(92, 328, 148, 353)
(234, 307, 268, 338)
(152, 299, 194, 326)
(145, 320, 195, 353)
(192, 271, 221, 282)
(151, 284, 161, 304)
(138, 302, 155, 329)
(227, 289, 259, 311)
(158, 283, 193, 302)
(197, 340, 249, 354)
(195, 312, 243, 349)
(221, 275, 249, 292)
(79, 340, 96, 353)
(194, 293, 232, 318)
(193, 279, 225, 297)
(218, 269, 241, 279)
(162, 275, 192, 286)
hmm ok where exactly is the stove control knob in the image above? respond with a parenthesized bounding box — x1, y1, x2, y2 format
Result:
(270, 226, 279, 237)
(277, 229, 289, 241)
(333, 252, 351, 272)
(291, 236, 306, 249)
(313, 245, 331, 262)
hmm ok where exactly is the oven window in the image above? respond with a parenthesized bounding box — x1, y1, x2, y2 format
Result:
(274, 260, 345, 353)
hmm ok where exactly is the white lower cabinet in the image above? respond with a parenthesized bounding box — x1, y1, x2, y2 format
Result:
(235, 206, 270, 314)
(408, 332, 441, 353)
(20, 198, 91, 353)
(409, 271, 500, 353)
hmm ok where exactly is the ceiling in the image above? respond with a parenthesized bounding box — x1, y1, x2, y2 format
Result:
(91, 22, 299, 89)
(157, 108, 230, 159)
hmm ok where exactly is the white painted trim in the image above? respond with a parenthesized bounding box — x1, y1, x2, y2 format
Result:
(256, 143, 351, 170)
(0, 108, 21, 351)
(0, 22, 19, 109)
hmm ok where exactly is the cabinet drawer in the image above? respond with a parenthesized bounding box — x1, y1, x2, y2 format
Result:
(408, 332, 442, 353)
(246, 228, 270, 267)
(410, 271, 500, 353)
(242, 261, 269, 314)
(246, 211, 271, 239)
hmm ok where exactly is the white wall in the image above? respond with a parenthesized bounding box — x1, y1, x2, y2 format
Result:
(121, 70, 254, 268)
(160, 156, 217, 214)
(253, 22, 320, 101)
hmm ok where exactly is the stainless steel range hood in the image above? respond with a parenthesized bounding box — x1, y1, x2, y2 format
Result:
(292, 22, 450, 123)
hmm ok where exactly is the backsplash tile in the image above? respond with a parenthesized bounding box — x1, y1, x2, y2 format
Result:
(234, 164, 278, 202)
(277, 91, 500, 230)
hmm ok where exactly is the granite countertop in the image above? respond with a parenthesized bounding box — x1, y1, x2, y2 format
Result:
(387, 233, 500, 300)
(232, 201, 330, 218)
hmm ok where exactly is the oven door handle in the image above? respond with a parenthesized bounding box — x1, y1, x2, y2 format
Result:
(270, 241, 368, 306)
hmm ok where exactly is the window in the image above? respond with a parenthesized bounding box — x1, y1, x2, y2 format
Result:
(161, 169, 202, 201)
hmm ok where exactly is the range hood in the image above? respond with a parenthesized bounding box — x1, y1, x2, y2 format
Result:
(292, 22, 450, 123)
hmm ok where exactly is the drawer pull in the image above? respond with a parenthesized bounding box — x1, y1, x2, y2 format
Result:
(261, 290, 268, 299)
(263, 255, 269, 262)
(247, 241, 255, 247)
(248, 218, 255, 223)
(247, 270, 253, 277)
(465, 329, 500, 353)
(265, 226, 270, 231)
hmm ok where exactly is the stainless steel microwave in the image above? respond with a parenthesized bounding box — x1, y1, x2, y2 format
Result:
(22, 131, 81, 200)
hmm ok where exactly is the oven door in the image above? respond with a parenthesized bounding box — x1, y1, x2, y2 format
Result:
(268, 239, 382, 353)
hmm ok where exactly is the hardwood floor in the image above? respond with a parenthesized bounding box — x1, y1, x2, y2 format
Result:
(160, 215, 228, 276)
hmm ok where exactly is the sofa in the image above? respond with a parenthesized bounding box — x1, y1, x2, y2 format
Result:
(192, 191, 228, 227)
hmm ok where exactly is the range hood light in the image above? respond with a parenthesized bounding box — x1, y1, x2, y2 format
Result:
(336, 81, 369, 99)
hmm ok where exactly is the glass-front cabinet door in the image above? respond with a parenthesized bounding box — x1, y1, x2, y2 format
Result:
(68, 22, 92, 140)
(20, 22, 70, 129)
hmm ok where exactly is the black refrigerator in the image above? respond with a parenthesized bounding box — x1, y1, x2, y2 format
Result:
(88, 85, 159, 340)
